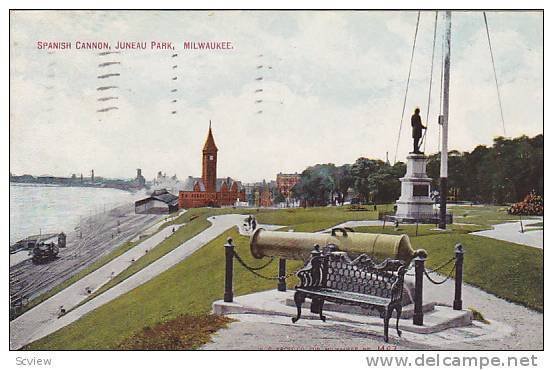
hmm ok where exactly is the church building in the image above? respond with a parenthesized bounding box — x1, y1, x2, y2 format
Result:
(178, 123, 246, 208)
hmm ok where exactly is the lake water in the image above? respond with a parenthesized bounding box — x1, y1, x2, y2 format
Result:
(9, 183, 145, 245)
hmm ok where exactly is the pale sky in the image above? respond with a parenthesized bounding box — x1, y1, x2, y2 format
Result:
(10, 10, 543, 183)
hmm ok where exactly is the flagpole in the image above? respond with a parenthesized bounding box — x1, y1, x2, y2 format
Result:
(439, 11, 451, 230)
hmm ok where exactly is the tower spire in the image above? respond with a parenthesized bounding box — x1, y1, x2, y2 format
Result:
(202, 121, 218, 193)
(203, 121, 218, 152)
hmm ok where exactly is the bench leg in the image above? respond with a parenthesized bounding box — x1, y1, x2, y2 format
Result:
(310, 297, 326, 322)
(383, 308, 391, 343)
(395, 306, 402, 337)
(317, 298, 326, 322)
(292, 291, 305, 323)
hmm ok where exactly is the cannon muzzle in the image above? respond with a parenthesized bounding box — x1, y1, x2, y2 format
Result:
(250, 227, 426, 263)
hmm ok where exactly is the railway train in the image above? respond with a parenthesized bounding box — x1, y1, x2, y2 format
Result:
(31, 242, 60, 263)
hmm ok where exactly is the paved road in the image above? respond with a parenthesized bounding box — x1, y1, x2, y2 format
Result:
(10, 214, 245, 350)
(470, 218, 543, 249)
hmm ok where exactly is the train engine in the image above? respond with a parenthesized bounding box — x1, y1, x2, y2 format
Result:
(32, 241, 59, 264)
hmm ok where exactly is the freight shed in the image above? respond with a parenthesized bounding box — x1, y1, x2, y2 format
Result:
(134, 189, 179, 214)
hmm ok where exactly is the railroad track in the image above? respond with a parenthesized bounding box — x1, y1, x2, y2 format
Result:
(10, 212, 160, 310)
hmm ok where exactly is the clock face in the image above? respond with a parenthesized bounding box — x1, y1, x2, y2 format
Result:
(209, 155, 214, 160)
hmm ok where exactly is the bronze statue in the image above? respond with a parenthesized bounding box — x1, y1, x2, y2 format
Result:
(411, 108, 427, 154)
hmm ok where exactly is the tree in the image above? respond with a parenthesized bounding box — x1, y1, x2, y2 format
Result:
(333, 164, 353, 205)
(293, 164, 336, 206)
(350, 158, 382, 204)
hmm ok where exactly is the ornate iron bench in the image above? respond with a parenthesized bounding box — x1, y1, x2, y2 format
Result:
(291, 246, 407, 342)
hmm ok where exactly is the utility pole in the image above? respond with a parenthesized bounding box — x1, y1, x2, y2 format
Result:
(439, 11, 452, 230)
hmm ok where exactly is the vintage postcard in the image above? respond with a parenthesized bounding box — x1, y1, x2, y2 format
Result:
(7, 6, 544, 368)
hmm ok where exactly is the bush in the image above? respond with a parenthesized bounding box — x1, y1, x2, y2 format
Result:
(508, 191, 543, 216)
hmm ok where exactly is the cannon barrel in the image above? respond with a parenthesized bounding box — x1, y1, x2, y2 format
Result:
(250, 227, 427, 263)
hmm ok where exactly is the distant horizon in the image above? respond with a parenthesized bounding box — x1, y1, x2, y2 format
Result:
(9, 131, 543, 182)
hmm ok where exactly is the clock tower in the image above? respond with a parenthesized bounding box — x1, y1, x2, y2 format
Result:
(202, 121, 218, 193)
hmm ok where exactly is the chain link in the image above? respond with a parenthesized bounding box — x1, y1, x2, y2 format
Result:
(405, 256, 456, 279)
(424, 262, 456, 285)
(232, 251, 302, 281)
(426, 256, 456, 274)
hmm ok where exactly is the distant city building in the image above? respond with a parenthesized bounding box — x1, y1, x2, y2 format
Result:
(152, 171, 180, 194)
(135, 188, 179, 214)
(178, 123, 246, 208)
(135, 168, 146, 188)
(242, 180, 277, 207)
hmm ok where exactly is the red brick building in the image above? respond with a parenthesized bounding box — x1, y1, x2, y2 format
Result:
(178, 123, 246, 208)
(276, 172, 300, 199)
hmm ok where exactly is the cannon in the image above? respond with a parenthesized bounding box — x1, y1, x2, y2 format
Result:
(250, 227, 427, 263)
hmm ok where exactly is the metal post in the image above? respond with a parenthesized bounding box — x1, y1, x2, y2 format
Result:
(224, 237, 234, 302)
(277, 258, 287, 291)
(453, 243, 464, 310)
(439, 11, 452, 230)
(413, 253, 427, 326)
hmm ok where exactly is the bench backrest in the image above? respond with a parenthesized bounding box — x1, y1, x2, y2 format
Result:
(296, 251, 406, 303)
(326, 253, 405, 299)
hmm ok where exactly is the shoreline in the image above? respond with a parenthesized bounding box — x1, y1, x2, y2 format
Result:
(9, 180, 143, 193)
(9, 184, 147, 245)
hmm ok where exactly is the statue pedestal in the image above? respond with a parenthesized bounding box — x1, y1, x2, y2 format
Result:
(394, 154, 437, 223)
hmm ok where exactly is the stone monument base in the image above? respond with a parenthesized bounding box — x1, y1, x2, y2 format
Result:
(393, 153, 452, 224)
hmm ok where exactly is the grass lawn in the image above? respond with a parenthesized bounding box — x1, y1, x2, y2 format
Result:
(353, 223, 487, 237)
(415, 234, 543, 312)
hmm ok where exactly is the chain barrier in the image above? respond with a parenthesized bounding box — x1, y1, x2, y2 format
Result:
(235, 254, 275, 271)
(405, 256, 456, 281)
(424, 261, 456, 285)
(232, 251, 301, 281)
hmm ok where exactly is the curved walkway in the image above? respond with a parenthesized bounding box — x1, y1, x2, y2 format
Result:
(470, 218, 543, 249)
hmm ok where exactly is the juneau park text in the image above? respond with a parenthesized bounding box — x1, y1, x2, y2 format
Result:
(36, 41, 234, 51)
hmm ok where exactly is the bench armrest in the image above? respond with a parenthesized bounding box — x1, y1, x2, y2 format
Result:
(295, 255, 325, 289)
